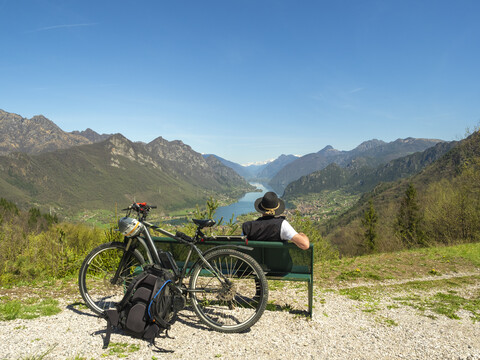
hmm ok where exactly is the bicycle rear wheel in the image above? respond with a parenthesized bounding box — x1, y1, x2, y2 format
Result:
(78, 242, 146, 315)
(189, 248, 268, 333)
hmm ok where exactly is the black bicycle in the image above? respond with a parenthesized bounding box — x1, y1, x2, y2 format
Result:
(78, 202, 268, 333)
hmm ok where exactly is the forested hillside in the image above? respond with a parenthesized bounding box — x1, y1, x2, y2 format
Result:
(324, 130, 480, 256)
(0, 134, 254, 217)
(269, 138, 442, 193)
(0, 110, 255, 219)
(283, 140, 457, 198)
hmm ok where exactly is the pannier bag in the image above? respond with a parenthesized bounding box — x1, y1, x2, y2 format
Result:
(103, 264, 180, 348)
(159, 251, 180, 278)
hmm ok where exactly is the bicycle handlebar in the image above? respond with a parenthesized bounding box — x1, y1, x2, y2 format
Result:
(122, 202, 157, 221)
(122, 202, 157, 211)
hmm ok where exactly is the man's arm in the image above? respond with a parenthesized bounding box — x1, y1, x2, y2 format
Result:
(280, 221, 310, 250)
(290, 232, 310, 250)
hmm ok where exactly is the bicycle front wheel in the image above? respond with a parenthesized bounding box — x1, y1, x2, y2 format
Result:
(78, 242, 146, 315)
(189, 248, 268, 333)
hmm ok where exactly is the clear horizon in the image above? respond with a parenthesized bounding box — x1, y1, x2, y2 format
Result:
(2, 107, 451, 167)
(1, 1, 479, 164)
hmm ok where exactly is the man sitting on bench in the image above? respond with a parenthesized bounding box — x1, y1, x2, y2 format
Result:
(242, 192, 310, 250)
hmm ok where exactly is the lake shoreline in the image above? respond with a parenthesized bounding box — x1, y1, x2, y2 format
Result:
(214, 182, 273, 222)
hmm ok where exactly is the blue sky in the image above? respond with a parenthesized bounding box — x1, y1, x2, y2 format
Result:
(1, 0, 479, 165)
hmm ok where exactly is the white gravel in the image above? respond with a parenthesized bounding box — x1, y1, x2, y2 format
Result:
(1, 281, 479, 360)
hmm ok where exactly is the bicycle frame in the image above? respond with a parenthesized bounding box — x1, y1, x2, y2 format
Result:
(80, 204, 269, 332)
(112, 219, 253, 293)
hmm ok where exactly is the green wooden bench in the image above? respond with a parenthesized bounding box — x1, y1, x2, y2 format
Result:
(152, 236, 314, 317)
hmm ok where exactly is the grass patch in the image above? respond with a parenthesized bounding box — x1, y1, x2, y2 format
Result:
(102, 342, 140, 358)
(337, 275, 480, 323)
(394, 289, 480, 322)
(338, 286, 376, 302)
(0, 297, 61, 321)
(0, 277, 80, 302)
(375, 315, 398, 327)
(266, 300, 294, 312)
(21, 344, 58, 360)
(336, 268, 382, 281)
(423, 242, 480, 267)
(268, 280, 286, 291)
(389, 275, 480, 293)
(316, 242, 480, 288)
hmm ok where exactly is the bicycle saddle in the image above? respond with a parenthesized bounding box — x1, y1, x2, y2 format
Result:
(192, 219, 216, 228)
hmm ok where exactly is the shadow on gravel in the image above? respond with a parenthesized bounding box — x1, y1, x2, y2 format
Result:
(266, 304, 310, 317)
(175, 310, 212, 331)
(66, 302, 99, 318)
(91, 327, 175, 353)
(173, 306, 250, 333)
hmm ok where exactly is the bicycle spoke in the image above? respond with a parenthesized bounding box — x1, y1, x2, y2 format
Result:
(79, 242, 145, 315)
(189, 249, 268, 332)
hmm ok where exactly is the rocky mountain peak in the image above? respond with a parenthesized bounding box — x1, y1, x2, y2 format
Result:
(269, 137, 444, 194)
(29, 114, 61, 130)
(146, 136, 207, 169)
(106, 134, 136, 156)
(318, 145, 334, 152)
(353, 139, 386, 152)
(0, 110, 92, 155)
(71, 128, 112, 143)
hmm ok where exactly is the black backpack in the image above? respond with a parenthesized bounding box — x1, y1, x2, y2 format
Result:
(103, 264, 181, 348)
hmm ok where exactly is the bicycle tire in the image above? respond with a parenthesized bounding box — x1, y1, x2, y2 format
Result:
(189, 248, 268, 333)
(78, 242, 146, 315)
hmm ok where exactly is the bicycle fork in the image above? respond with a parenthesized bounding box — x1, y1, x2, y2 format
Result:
(110, 237, 136, 285)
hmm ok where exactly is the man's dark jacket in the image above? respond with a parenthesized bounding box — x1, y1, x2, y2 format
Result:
(242, 216, 285, 241)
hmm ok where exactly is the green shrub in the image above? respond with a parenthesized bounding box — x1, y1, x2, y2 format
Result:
(289, 211, 338, 262)
(0, 205, 117, 285)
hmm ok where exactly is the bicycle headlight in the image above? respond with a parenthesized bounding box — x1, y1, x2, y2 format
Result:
(118, 217, 143, 237)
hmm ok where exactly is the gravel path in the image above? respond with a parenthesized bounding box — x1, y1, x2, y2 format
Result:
(1, 277, 479, 360)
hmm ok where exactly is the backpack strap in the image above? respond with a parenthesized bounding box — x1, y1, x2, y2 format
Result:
(117, 272, 149, 309)
(143, 323, 160, 342)
(103, 271, 149, 349)
(147, 279, 173, 328)
(103, 309, 119, 349)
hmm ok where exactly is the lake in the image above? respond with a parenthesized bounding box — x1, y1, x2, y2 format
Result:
(214, 183, 273, 222)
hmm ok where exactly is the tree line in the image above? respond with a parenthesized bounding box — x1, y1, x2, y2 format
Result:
(334, 156, 480, 256)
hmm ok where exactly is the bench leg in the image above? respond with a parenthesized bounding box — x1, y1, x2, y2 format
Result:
(308, 279, 313, 317)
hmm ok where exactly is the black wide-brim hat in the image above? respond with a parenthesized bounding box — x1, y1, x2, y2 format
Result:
(254, 191, 285, 216)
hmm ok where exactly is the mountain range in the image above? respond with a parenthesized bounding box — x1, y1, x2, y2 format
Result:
(322, 130, 480, 255)
(0, 110, 253, 216)
(283, 140, 457, 198)
(0, 109, 450, 219)
(203, 153, 299, 181)
(0, 109, 111, 155)
(268, 138, 444, 193)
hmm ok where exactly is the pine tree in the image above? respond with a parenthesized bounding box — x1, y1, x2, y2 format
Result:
(362, 199, 378, 253)
(395, 183, 426, 248)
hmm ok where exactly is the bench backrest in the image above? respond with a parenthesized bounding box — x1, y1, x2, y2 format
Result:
(151, 237, 313, 276)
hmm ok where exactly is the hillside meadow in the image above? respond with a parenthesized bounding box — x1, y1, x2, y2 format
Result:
(1, 232, 479, 324)
(1, 190, 480, 286)
(0, 194, 478, 338)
